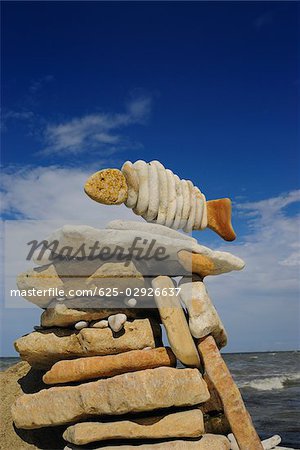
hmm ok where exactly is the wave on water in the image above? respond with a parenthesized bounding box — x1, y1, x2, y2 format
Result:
(239, 373, 300, 391)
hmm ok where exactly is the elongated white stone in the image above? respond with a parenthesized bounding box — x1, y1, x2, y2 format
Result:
(180, 281, 227, 348)
(132, 160, 149, 215)
(184, 183, 197, 233)
(200, 193, 208, 229)
(152, 160, 168, 225)
(194, 187, 203, 230)
(122, 161, 139, 208)
(165, 169, 177, 227)
(180, 179, 191, 229)
(172, 174, 184, 229)
(144, 161, 159, 221)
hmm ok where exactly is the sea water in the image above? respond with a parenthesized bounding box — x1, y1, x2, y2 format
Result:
(1, 351, 299, 448)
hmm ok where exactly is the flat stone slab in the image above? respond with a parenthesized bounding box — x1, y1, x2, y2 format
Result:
(64, 433, 230, 449)
(15, 319, 161, 369)
(152, 276, 200, 368)
(198, 336, 263, 450)
(63, 409, 204, 444)
(41, 303, 159, 328)
(43, 347, 176, 384)
(12, 367, 210, 429)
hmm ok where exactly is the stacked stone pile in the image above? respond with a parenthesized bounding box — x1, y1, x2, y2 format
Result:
(11, 220, 250, 449)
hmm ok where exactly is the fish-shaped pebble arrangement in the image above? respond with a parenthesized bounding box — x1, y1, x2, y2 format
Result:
(84, 160, 236, 241)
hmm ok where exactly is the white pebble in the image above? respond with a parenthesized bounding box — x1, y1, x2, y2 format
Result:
(108, 313, 127, 332)
(74, 321, 89, 330)
(90, 319, 109, 329)
(125, 297, 137, 307)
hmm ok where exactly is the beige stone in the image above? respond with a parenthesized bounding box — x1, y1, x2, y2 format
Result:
(15, 319, 161, 369)
(180, 281, 227, 348)
(197, 336, 263, 450)
(84, 168, 128, 205)
(12, 367, 209, 429)
(16, 265, 63, 308)
(87, 261, 145, 291)
(204, 413, 230, 435)
(41, 302, 158, 328)
(121, 161, 139, 208)
(64, 434, 230, 449)
(43, 347, 176, 384)
(63, 409, 204, 444)
(152, 276, 201, 368)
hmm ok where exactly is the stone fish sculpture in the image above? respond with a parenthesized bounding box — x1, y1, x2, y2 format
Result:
(84, 160, 236, 241)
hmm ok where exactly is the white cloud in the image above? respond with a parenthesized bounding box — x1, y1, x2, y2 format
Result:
(41, 96, 152, 156)
(206, 190, 300, 352)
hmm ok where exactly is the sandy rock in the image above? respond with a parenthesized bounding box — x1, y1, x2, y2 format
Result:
(0, 362, 65, 450)
(16, 265, 64, 308)
(108, 313, 127, 332)
(84, 168, 128, 205)
(41, 302, 151, 328)
(152, 276, 201, 368)
(64, 434, 230, 449)
(15, 319, 162, 369)
(183, 181, 196, 233)
(200, 374, 223, 414)
(63, 409, 204, 444)
(87, 261, 145, 290)
(180, 281, 227, 348)
(43, 347, 176, 384)
(12, 367, 209, 429)
(198, 336, 263, 450)
(90, 319, 108, 328)
(179, 179, 191, 229)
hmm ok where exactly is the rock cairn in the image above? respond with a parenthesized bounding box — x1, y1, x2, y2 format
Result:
(11, 162, 268, 449)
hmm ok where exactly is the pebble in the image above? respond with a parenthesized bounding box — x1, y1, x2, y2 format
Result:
(108, 313, 127, 332)
(125, 297, 137, 307)
(74, 321, 89, 330)
(90, 320, 109, 329)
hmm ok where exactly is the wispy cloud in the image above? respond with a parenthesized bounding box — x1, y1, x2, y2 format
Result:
(29, 75, 54, 94)
(253, 11, 273, 30)
(40, 96, 152, 156)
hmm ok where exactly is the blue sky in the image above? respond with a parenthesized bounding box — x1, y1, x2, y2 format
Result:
(1, 1, 299, 355)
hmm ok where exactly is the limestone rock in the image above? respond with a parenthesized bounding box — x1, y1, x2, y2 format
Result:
(152, 276, 200, 368)
(87, 262, 145, 291)
(180, 281, 227, 348)
(16, 265, 63, 308)
(43, 347, 176, 384)
(64, 434, 230, 449)
(41, 302, 157, 328)
(15, 319, 161, 369)
(12, 367, 209, 429)
(32, 224, 244, 278)
(84, 168, 128, 205)
(63, 409, 204, 444)
(197, 336, 263, 450)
